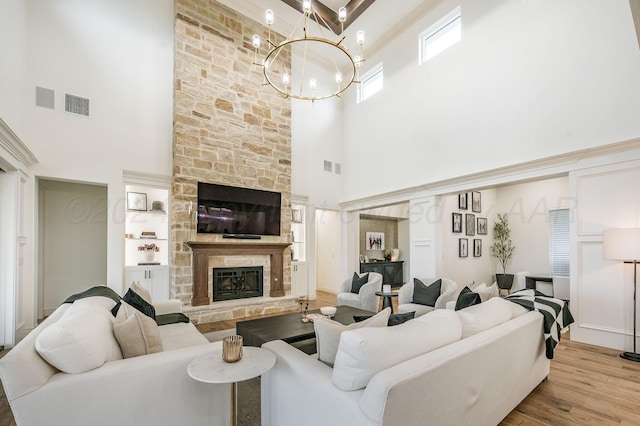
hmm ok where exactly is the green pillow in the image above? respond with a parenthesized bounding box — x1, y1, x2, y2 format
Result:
(350, 272, 370, 294)
(412, 278, 441, 306)
(455, 286, 482, 311)
(123, 288, 156, 320)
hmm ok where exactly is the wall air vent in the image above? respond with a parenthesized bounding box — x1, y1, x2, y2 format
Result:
(323, 160, 333, 173)
(35, 86, 55, 109)
(65, 93, 90, 117)
(335, 163, 341, 175)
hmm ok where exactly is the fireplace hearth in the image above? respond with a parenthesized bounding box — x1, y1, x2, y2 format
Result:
(213, 266, 263, 301)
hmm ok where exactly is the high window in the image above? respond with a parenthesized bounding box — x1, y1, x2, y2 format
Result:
(419, 7, 461, 64)
(549, 209, 570, 276)
(357, 62, 383, 103)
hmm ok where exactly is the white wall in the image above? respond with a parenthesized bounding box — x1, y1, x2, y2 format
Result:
(340, 0, 640, 202)
(571, 160, 640, 352)
(315, 209, 345, 293)
(492, 177, 571, 276)
(23, 0, 174, 294)
(39, 180, 108, 315)
(409, 196, 438, 280)
(440, 189, 497, 288)
(0, 1, 27, 136)
(290, 67, 344, 209)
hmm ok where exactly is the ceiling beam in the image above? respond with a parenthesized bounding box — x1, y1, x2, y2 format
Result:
(279, 0, 375, 35)
(631, 0, 640, 50)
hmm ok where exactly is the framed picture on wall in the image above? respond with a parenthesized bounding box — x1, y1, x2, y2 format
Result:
(477, 217, 488, 235)
(127, 192, 147, 211)
(473, 239, 482, 257)
(365, 232, 385, 250)
(472, 191, 481, 212)
(458, 193, 468, 210)
(459, 238, 468, 258)
(465, 214, 475, 236)
(292, 209, 302, 223)
(452, 213, 462, 233)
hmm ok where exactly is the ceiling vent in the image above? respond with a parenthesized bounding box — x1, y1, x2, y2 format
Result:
(65, 93, 90, 117)
(323, 160, 333, 173)
(335, 163, 341, 175)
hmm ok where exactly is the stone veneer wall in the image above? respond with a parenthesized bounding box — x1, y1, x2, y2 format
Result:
(172, 0, 293, 321)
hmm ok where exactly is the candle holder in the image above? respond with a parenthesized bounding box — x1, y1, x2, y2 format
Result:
(222, 335, 243, 363)
(300, 300, 309, 323)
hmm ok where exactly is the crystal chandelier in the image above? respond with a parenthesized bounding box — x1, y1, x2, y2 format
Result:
(252, 1, 365, 101)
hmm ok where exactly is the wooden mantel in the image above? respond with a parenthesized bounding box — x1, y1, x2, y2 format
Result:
(185, 241, 290, 306)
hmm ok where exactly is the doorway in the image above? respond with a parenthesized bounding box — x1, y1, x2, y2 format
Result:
(38, 179, 108, 318)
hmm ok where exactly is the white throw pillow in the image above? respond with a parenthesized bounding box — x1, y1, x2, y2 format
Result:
(35, 303, 123, 374)
(314, 308, 390, 367)
(113, 302, 163, 358)
(456, 297, 513, 338)
(474, 282, 498, 303)
(130, 282, 152, 304)
(332, 309, 462, 391)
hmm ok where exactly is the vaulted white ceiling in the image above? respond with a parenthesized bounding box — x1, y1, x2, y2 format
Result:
(217, 0, 439, 55)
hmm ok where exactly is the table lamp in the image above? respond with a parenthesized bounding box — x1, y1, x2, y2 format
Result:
(603, 228, 640, 362)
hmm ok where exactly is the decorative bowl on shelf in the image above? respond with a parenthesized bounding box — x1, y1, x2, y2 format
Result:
(320, 306, 337, 317)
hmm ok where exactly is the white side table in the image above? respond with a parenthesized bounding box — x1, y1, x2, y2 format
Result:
(188, 347, 276, 426)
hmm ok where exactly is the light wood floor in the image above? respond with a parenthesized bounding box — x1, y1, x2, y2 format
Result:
(2, 292, 639, 425)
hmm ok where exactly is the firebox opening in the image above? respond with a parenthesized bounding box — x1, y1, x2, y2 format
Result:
(212, 266, 264, 302)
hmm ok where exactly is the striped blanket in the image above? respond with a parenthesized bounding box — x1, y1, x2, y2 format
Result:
(506, 289, 574, 359)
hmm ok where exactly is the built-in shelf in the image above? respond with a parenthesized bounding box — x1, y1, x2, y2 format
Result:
(124, 184, 169, 267)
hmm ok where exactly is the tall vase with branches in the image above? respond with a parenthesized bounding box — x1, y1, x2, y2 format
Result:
(490, 213, 515, 290)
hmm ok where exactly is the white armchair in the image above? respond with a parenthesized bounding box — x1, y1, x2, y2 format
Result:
(552, 276, 570, 301)
(513, 271, 530, 293)
(398, 278, 458, 317)
(337, 272, 383, 313)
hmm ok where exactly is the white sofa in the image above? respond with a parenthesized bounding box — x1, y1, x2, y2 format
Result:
(0, 296, 230, 426)
(337, 272, 383, 313)
(261, 297, 550, 426)
(397, 277, 458, 317)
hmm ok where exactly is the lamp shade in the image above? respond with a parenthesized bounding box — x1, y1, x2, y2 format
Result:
(603, 228, 640, 261)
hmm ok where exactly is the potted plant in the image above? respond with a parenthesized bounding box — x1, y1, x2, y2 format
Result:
(138, 243, 159, 263)
(490, 213, 515, 290)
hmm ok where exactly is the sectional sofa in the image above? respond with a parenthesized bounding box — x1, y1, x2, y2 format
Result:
(0, 293, 230, 425)
(261, 297, 550, 426)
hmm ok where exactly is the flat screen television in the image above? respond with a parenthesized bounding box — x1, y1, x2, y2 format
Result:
(197, 182, 282, 236)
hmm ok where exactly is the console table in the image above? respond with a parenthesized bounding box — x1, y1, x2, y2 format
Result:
(360, 261, 404, 286)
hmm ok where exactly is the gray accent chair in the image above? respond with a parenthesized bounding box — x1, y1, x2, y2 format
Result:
(398, 277, 458, 317)
(337, 272, 383, 313)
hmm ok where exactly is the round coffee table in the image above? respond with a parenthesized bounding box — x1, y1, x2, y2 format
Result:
(375, 290, 399, 313)
(188, 346, 276, 426)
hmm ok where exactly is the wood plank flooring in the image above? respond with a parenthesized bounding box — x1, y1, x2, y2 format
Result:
(1, 292, 639, 425)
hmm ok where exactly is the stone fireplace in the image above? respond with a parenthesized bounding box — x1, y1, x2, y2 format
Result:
(170, 0, 294, 324)
(185, 241, 289, 306)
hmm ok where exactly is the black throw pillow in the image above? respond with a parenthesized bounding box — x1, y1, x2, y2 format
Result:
(110, 301, 122, 317)
(122, 288, 156, 320)
(350, 272, 370, 294)
(412, 278, 441, 306)
(455, 286, 482, 311)
(353, 311, 415, 326)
